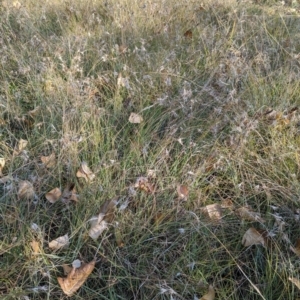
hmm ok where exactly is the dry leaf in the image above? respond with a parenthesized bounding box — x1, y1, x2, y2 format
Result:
(62, 264, 73, 276)
(17, 139, 28, 152)
(41, 153, 56, 168)
(61, 183, 78, 204)
(200, 285, 215, 300)
(184, 29, 193, 39)
(202, 204, 223, 221)
(30, 240, 41, 255)
(289, 277, 300, 290)
(242, 227, 267, 248)
(129, 112, 143, 124)
(76, 161, 95, 182)
(57, 259, 96, 296)
(235, 206, 265, 223)
(290, 239, 300, 256)
(46, 187, 62, 203)
(49, 234, 69, 250)
(18, 180, 35, 200)
(177, 184, 189, 200)
(0, 157, 5, 176)
(134, 176, 154, 193)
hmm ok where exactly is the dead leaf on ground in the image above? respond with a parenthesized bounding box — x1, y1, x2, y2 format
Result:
(289, 277, 300, 290)
(58, 259, 96, 296)
(14, 139, 28, 155)
(76, 161, 95, 182)
(88, 199, 117, 239)
(30, 240, 41, 255)
(184, 29, 193, 39)
(49, 234, 69, 250)
(61, 183, 78, 204)
(200, 285, 215, 300)
(62, 264, 73, 276)
(129, 112, 143, 124)
(46, 187, 62, 203)
(201, 204, 223, 221)
(242, 227, 267, 248)
(41, 153, 56, 168)
(290, 239, 300, 256)
(177, 184, 189, 200)
(0, 157, 5, 176)
(235, 206, 265, 223)
(134, 176, 154, 193)
(18, 180, 35, 200)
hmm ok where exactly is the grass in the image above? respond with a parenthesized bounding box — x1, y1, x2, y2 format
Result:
(1, 0, 300, 299)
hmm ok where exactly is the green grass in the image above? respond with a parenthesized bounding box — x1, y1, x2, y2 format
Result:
(1, 0, 300, 299)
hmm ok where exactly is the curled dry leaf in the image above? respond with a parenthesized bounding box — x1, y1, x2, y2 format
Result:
(18, 180, 35, 200)
(129, 112, 143, 124)
(235, 206, 265, 223)
(46, 187, 62, 203)
(134, 176, 154, 193)
(30, 240, 41, 255)
(61, 183, 78, 204)
(202, 204, 223, 221)
(242, 227, 267, 248)
(0, 157, 5, 176)
(290, 238, 300, 256)
(177, 184, 189, 200)
(58, 259, 96, 296)
(89, 199, 117, 239)
(41, 153, 56, 168)
(200, 285, 215, 300)
(289, 277, 300, 290)
(49, 234, 69, 250)
(76, 161, 95, 182)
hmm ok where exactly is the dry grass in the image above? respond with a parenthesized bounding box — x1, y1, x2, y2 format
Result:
(1, 0, 300, 299)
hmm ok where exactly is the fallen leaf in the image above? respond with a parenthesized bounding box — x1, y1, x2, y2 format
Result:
(134, 176, 154, 193)
(62, 264, 73, 276)
(46, 187, 62, 203)
(30, 240, 41, 255)
(184, 29, 193, 39)
(290, 239, 300, 256)
(289, 277, 300, 290)
(76, 161, 95, 182)
(129, 112, 143, 124)
(235, 206, 265, 223)
(18, 180, 35, 200)
(0, 157, 5, 176)
(41, 153, 56, 168)
(17, 139, 28, 152)
(49, 234, 69, 250)
(57, 259, 96, 296)
(61, 183, 78, 204)
(202, 204, 223, 221)
(242, 227, 267, 248)
(177, 184, 189, 200)
(200, 285, 215, 300)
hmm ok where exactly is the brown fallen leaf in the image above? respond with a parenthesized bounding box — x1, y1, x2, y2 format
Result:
(41, 153, 56, 168)
(61, 183, 78, 204)
(290, 238, 300, 256)
(18, 180, 35, 200)
(235, 206, 265, 223)
(58, 259, 96, 296)
(49, 234, 69, 250)
(242, 227, 267, 248)
(289, 277, 300, 290)
(76, 161, 95, 182)
(62, 264, 73, 276)
(184, 29, 193, 39)
(129, 112, 143, 124)
(177, 184, 189, 200)
(46, 187, 62, 203)
(0, 157, 5, 176)
(30, 240, 41, 255)
(202, 204, 223, 221)
(200, 285, 215, 300)
(134, 176, 154, 193)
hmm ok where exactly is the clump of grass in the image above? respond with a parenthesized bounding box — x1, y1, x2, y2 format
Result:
(1, 0, 300, 299)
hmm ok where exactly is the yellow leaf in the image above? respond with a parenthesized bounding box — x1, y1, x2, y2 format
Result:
(41, 153, 56, 168)
(49, 234, 69, 250)
(235, 206, 265, 223)
(30, 240, 41, 255)
(177, 184, 189, 200)
(46, 187, 62, 203)
(129, 112, 143, 124)
(200, 285, 215, 300)
(242, 227, 267, 248)
(76, 161, 95, 182)
(57, 259, 96, 296)
(18, 180, 35, 200)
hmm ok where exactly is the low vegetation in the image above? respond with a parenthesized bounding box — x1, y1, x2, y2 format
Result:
(1, 0, 300, 299)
